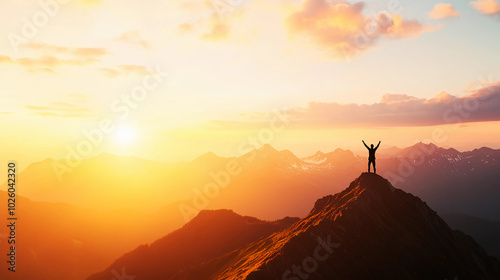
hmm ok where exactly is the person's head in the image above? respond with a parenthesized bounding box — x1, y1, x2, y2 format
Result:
(371, 144, 374, 148)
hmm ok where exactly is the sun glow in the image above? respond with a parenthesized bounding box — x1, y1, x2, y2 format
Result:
(113, 125, 137, 145)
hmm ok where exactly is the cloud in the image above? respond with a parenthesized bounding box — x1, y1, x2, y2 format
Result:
(16, 56, 60, 67)
(3, 42, 109, 72)
(116, 31, 150, 48)
(118, 65, 150, 75)
(377, 14, 438, 38)
(176, 0, 245, 42)
(0, 55, 13, 63)
(380, 94, 418, 103)
(100, 67, 120, 78)
(178, 0, 436, 49)
(178, 23, 194, 35)
(179, 11, 233, 41)
(285, 0, 436, 57)
(286, 1, 365, 53)
(68, 94, 90, 102)
(470, 0, 500, 15)
(16, 55, 98, 68)
(28, 68, 57, 74)
(202, 22, 231, 41)
(23, 42, 108, 59)
(228, 82, 500, 127)
(99, 64, 152, 78)
(25, 102, 96, 118)
(72, 47, 108, 58)
(429, 3, 460, 19)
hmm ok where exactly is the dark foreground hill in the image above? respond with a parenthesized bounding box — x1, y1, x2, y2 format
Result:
(87, 210, 299, 280)
(89, 173, 500, 280)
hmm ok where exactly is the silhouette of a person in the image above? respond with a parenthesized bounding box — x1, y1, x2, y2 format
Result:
(363, 140, 381, 173)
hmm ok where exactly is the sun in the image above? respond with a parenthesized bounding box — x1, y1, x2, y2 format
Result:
(113, 125, 137, 145)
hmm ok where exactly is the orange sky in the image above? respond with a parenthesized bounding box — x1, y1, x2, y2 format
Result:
(1, 0, 500, 169)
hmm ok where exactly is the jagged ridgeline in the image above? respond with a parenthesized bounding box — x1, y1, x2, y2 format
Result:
(88, 173, 500, 280)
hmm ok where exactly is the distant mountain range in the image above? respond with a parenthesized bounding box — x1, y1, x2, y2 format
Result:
(1, 143, 499, 279)
(380, 143, 500, 221)
(88, 173, 500, 280)
(9, 142, 498, 220)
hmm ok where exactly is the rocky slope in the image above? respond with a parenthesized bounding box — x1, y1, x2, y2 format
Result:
(173, 173, 500, 279)
(87, 210, 299, 280)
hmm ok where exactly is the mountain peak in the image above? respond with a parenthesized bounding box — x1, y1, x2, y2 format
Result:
(414, 141, 438, 150)
(257, 144, 278, 153)
(192, 151, 222, 163)
(313, 150, 325, 156)
(203, 173, 500, 279)
(353, 172, 394, 190)
(397, 142, 440, 157)
(184, 209, 260, 228)
(331, 148, 355, 156)
(24, 157, 57, 170)
(310, 172, 396, 215)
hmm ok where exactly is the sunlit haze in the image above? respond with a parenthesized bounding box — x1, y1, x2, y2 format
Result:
(1, 0, 499, 169)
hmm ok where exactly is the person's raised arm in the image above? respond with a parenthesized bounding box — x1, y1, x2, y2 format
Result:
(375, 141, 381, 150)
(362, 140, 369, 149)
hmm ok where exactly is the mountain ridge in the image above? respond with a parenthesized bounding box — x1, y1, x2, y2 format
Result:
(90, 173, 500, 280)
(19, 142, 500, 171)
(87, 209, 299, 280)
(175, 173, 499, 279)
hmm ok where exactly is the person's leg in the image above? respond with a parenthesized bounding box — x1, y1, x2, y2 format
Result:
(368, 161, 371, 173)
(373, 161, 376, 174)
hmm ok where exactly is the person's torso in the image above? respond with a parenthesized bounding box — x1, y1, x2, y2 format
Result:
(369, 149, 376, 159)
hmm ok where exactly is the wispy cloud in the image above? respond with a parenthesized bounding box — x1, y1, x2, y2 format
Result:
(0, 55, 13, 63)
(100, 67, 120, 78)
(0, 42, 108, 73)
(23, 42, 108, 59)
(202, 20, 231, 41)
(68, 94, 90, 103)
(25, 102, 96, 118)
(179, 14, 233, 41)
(115, 31, 150, 48)
(16, 55, 99, 68)
(175, 0, 250, 42)
(118, 65, 150, 75)
(99, 64, 153, 78)
(178, 23, 194, 35)
(27, 67, 57, 74)
(16, 56, 59, 67)
(379, 14, 437, 38)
